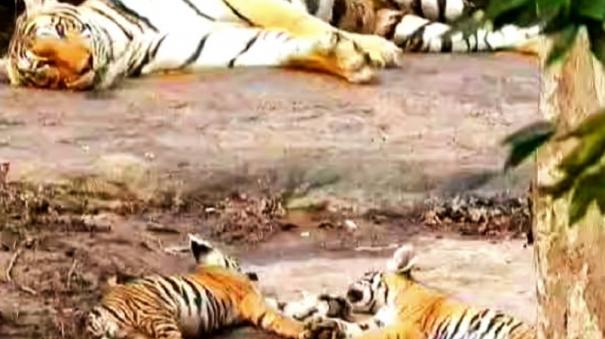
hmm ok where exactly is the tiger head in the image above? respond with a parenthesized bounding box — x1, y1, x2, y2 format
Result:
(345, 244, 417, 313)
(188, 234, 259, 281)
(7, 0, 100, 90)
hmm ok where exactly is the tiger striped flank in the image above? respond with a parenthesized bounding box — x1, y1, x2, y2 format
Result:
(85, 234, 303, 339)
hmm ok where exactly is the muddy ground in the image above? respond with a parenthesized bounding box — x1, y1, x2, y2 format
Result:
(0, 181, 533, 339)
(0, 54, 539, 338)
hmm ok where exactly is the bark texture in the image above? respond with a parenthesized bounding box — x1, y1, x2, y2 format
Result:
(535, 29, 605, 339)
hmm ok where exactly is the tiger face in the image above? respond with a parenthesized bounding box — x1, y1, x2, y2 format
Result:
(8, 2, 98, 90)
(345, 244, 417, 313)
(345, 270, 388, 313)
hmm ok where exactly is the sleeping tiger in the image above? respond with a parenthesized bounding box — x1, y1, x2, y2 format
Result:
(5, 0, 402, 90)
(86, 233, 307, 339)
(4, 0, 540, 91)
(287, 244, 535, 339)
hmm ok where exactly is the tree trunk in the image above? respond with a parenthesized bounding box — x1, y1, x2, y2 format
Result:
(534, 28, 605, 339)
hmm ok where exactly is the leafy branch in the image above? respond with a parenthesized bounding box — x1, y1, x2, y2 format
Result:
(449, 0, 605, 66)
(449, 0, 605, 224)
(502, 110, 605, 224)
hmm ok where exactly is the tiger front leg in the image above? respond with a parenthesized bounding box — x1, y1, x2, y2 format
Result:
(144, 25, 390, 83)
(221, 0, 402, 69)
(239, 293, 306, 339)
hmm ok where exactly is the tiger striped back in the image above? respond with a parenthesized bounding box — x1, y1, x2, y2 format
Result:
(85, 235, 302, 339)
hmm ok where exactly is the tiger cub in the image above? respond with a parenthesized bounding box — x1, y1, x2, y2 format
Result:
(294, 244, 535, 339)
(85, 234, 306, 339)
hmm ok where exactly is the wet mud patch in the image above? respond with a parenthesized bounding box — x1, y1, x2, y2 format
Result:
(0, 175, 532, 338)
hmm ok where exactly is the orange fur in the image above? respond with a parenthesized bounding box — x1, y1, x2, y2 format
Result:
(89, 266, 305, 339)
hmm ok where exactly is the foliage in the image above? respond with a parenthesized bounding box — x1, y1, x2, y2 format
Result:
(452, 0, 605, 224)
(502, 111, 605, 224)
(451, 0, 605, 66)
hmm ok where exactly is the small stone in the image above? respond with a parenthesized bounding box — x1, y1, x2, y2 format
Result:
(344, 219, 358, 231)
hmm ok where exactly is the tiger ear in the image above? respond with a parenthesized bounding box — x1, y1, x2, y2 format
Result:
(188, 233, 214, 264)
(386, 244, 416, 274)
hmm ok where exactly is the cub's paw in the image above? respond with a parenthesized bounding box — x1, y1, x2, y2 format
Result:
(300, 318, 347, 339)
(317, 294, 353, 321)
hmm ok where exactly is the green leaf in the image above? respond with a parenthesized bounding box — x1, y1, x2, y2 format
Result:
(537, 0, 567, 20)
(501, 121, 555, 170)
(586, 20, 605, 67)
(568, 168, 605, 225)
(558, 133, 605, 177)
(556, 109, 605, 140)
(574, 0, 605, 21)
(485, 0, 532, 19)
(492, 4, 540, 29)
(546, 24, 580, 66)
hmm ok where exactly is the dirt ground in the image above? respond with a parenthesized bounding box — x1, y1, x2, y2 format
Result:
(0, 54, 540, 338)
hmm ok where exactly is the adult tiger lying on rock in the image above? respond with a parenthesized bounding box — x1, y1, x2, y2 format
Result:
(2, 0, 540, 90)
(4, 0, 401, 90)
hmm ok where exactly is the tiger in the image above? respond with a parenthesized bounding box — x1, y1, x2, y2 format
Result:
(3, 0, 541, 91)
(303, 0, 542, 54)
(85, 233, 307, 339)
(5, 0, 402, 90)
(289, 244, 535, 339)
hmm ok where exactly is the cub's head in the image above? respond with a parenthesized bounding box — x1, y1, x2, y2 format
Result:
(189, 234, 258, 281)
(345, 244, 417, 313)
(7, 0, 98, 90)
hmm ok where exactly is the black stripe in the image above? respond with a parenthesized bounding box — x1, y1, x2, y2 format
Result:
(149, 34, 167, 59)
(228, 33, 260, 68)
(182, 278, 204, 312)
(480, 313, 505, 338)
(468, 312, 483, 332)
(508, 321, 523, 334)
(435, 318, 450, 338)
(97, 25, 115, 59)
(493, 321, 507, 338)
(206, 288, 221, 329)
(451, 309, 468, 336)
(437, 0, 447, 22)
(102, 305, 124, 322)
(257, 311, 268, 326)
(330, 0, 346, 26)
(304, 0, 319, 15)
(180, 0, 216, 21)
(483, 30, 493, 51)
(221, 0, 255, 25)
(88, 6, 133, 40)
(412, 0, 424, 17)
(441, 34, 453, 52)
(181, 34, 209, 68)
(107, 0, 159, 31)
(151, 280, 178, 308)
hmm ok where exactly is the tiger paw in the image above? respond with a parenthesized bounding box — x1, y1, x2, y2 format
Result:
(309, 30, 402, 83)
(316, 294, 353, 320)
(345, 32, 403, 69)
(300, 318, 347, 339)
